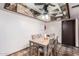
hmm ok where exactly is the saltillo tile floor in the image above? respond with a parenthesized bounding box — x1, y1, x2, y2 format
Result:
(8, 44, 79, 56)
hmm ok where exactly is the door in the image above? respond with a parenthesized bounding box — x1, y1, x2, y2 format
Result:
(62, 20, 75, 46)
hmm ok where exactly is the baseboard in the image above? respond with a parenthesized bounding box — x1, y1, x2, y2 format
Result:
(7, 47, 29, 56)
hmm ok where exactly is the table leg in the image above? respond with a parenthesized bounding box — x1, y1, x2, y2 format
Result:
(44, 46, 47, 56)
(29, 41, 31, 56)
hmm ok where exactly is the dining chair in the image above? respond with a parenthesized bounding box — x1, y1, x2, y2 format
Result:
(49, 33, 55, 40)
(37, 39, 55, 56)
(30, 35, 39, 55)
(30, 34, 42, 55)
(53, 36, 59, 56)
(55, 43, 62, 56)
(47, 39, 55, 56)
(32, 34, 42, 39)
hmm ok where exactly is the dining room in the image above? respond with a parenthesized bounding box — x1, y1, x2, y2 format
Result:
(0, 3, 79, 56)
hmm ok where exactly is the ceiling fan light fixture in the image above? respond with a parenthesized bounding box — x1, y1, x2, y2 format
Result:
(41, 14, 50, 21)
(45, 14, 49, 19)
(42, 15, 45, 19)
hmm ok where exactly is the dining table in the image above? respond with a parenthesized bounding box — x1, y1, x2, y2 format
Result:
(29, 37, 49, 56)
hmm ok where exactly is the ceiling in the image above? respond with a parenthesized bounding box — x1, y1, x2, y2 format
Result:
(21, 3, 69, 22)
(5, 3, 69, 22)
(22, 3, 63, 14)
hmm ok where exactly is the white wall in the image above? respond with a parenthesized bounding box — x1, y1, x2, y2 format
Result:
(46, 21, 62, 43)
(69, 3, 79, 19)
(0, 3, 5, 10)
(0, 10, 44, 56)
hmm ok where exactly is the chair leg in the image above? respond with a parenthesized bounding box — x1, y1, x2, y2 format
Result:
(47, 49, 53, 56)
(47, 51, 50, 56)
(33, 47, 38, 56)
(51, 50, 53, 56)
(33, 47, 39, 56)
(38, 50, 40, 56)
(53, 48, 56, 56)
(49, 51, 52, 56)
(51, 49, 53, 56)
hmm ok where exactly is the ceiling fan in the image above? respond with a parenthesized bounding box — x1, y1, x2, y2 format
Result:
(34, 3, 55, 14)
(34, 3, 64, 21)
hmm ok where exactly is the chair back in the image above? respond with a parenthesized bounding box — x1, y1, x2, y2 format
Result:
(49, 33, 55, 40)
(37, 34, 42, 38)
(48, 39, 55, 49)
(32, 35, 36, 39)
(32, 34, 42, 39)
(54, 36, 58, 46)
(54, 36, 58, 50)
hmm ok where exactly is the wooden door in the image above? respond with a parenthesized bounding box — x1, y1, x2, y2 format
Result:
(62, 20, 75, 46)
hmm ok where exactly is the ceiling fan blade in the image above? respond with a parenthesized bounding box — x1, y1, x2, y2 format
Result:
(48, 3, 55, 7)
(34, 3, 45, 5)
(43, 4, 49, 13)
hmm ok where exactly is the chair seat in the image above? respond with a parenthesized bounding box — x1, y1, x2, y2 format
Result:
(38, 46, 44, 51)
(38, 48, 43, 52)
